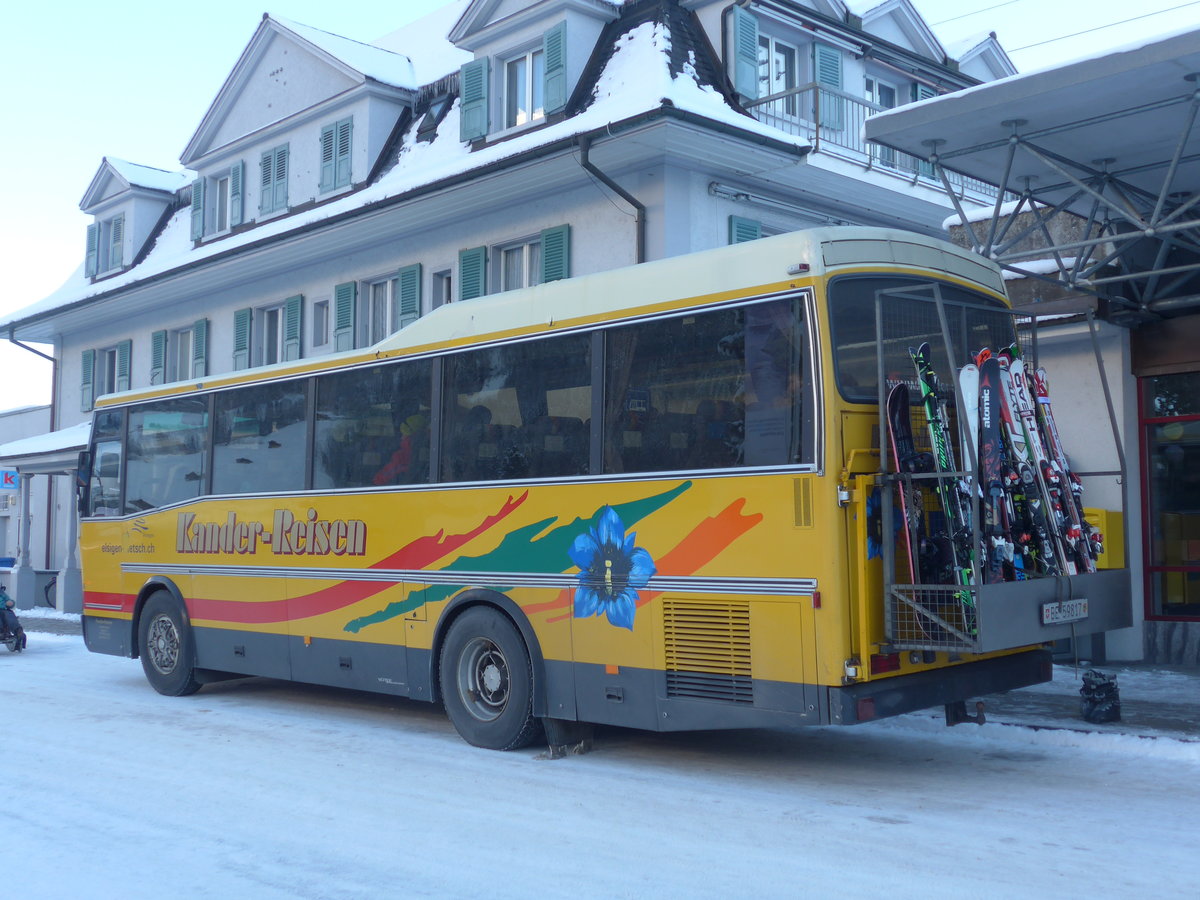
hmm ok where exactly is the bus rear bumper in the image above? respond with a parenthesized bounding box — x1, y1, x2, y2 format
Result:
(83, 614, 134, 658)
(830, 649, 1053, 725)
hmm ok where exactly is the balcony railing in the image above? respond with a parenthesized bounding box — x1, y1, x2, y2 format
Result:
(745, 82, 1000, 202)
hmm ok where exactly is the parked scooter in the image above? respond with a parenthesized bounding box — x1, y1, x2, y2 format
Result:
(0, 585, 26, 653)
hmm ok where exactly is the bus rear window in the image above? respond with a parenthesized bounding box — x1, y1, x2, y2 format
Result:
(828, 276, 1013, 403)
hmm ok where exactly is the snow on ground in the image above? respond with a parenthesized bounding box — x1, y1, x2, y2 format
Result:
(4, 632, 1198, 899)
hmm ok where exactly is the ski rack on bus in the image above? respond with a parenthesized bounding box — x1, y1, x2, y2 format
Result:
(873, 283, 1132, 654)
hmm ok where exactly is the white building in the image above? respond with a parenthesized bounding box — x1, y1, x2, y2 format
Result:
(1, 0, 1015, 614)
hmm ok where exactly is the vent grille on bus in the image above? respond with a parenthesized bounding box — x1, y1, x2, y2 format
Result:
(794, 477, 814, 528)
(663, 599, 753, 704)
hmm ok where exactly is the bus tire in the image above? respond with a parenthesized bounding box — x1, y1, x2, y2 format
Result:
(439, 606, 540, 750)
(138, 592, 201, 697)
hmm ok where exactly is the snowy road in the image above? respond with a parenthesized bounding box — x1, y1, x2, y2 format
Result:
(5, 633, 1198, 899)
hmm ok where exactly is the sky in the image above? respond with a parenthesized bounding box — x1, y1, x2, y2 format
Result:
(9, 622, 1200, 897)
(0, 0, 1197, 416)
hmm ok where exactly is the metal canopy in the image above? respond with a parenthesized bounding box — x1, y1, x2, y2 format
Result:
(864, 27, 1200, 323)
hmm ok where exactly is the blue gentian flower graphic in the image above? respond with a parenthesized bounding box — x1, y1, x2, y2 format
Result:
(569, 506, 656, 630)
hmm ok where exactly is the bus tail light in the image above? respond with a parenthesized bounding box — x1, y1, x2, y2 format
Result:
(870, 652, 901, 675)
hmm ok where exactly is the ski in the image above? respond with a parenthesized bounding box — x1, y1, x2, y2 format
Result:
(910, 343, 975, 623)
(1031, 367, 1101, 571)
(886, 382, 924, 584)
(1005, 357, 1069, 575)
(978, 357, 1016, 583)
(958, 362, 980, 484)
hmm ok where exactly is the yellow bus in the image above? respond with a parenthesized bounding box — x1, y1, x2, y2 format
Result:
(78, 227, 1130, 750)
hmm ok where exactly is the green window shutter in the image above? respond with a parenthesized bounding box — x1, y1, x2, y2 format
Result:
(396, 264, 421, 329)
(192, 318, 209, 378)
(540, 225, 570, 282)
(273, 145, 289, 211)
(815, 44, 844, 130)
(85, 223, 99, 277)
(109, 214, 124, 268)
(283, 294, 303, 361)
(728, 215, 762, 244)
(233, 307, 252, 370)
(259, 151, 273, 214)
(911, 85, 937, 176)
(80, 349, 95, 413)
(333, 281, 357, 351)
(459, 58, 490, 142)
(229, 161, 244, 227)
(458, 246, 487, 300)
(319, 123, 336, 192)
(731, 6, 759, 100)
(150, 330, 167, 385)
(115, 339, 132, 393)
(190, 178, 205, 239)
(543, 22, 567, 114)
(335, 118, 353, 188)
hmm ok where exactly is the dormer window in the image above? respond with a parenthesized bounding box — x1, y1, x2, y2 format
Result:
(459, 22, 567, 143)
(505, 48, 545, 128)
(85, 214, 125, 277)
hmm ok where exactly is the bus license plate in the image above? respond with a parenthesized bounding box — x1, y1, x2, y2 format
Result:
(1042, 598, 1089, 625)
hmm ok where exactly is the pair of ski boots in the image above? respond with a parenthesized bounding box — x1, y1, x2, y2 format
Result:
(1, 622, 26, 653)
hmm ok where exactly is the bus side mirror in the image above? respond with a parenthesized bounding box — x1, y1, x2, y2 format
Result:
(76, 449, 92, 514)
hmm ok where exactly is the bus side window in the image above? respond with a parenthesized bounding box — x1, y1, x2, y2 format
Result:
(603, 297, 808, 474)
(212, 381, 308, 495)
(314, 359, 432, 489)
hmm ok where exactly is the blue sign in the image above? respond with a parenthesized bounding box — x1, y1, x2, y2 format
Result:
(0, 470, 19, 491)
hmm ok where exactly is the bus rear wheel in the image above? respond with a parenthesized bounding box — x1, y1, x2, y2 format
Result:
(439, 607, 540, 750)
(138, 593, 201, 697)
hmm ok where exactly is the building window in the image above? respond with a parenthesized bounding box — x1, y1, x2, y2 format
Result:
(313, 299, 330, 349)
(86, 214, 125, 276)
(214, 176, 231, 231)
(433, 270, 453, 308)
(98, 347, 119, 397)
(758, 36, 798, 113)
(865, 76, 898, 167)
(256, 304, 284, 367)
(171, 327, 194, 383)
(504, 48, 545, 128)
(366, 278, 396, 345)
(499, 238, 543, 292)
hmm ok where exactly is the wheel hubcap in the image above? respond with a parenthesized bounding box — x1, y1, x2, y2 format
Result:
(459, 637, 509, 722)
(147, 615, 180, 675)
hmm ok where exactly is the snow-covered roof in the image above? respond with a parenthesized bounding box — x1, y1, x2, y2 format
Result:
(3, 13, 806, 333)
(0, 420, 91, 470)
(372, 0, 473, 84)
(273, 16, 416, 89)
(104, 159, 191, 195)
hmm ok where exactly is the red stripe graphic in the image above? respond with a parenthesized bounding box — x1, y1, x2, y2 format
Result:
(188, 492, 529, 624)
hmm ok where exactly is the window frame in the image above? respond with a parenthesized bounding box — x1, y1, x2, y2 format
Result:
(170, 326, 194, 384)
(502, 46, 546, 130)
(312, 299, 331, 350)
(255, 304, 285, 368)
(497, 236, 544, 293)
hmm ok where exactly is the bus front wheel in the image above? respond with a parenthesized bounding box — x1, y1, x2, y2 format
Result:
(439, 607, 540, 750)
(138, 593, 201, 697)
